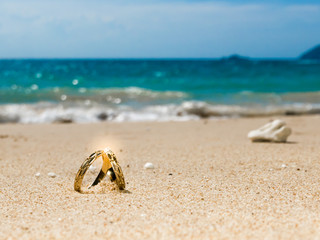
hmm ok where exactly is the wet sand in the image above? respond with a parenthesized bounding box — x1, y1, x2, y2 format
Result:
(1, 116, 320, 239)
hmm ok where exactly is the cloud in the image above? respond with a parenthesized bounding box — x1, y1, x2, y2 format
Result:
(0, 1, 319, 58)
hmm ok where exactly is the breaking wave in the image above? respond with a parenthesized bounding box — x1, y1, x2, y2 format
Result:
(0, 86, 187, 105)
(1, 86, 320, 123)
(1, 100, 320, 124)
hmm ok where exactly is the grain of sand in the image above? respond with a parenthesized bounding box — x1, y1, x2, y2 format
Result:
(1, 116, 320, 239)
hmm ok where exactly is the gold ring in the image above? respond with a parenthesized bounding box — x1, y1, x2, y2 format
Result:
(74, 148, 125, 193)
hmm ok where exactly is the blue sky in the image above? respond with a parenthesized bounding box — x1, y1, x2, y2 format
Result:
(0, 0, 319, 58)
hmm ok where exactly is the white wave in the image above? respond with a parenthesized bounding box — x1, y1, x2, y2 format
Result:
(177, 101, 320, 117)
(0, 87, 189, 109)
(111, 87, 187, 99)
(0, 101, 320, 124)
(0, 103, 108, 123)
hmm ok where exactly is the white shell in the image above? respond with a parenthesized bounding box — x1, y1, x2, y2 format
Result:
(248, 119, 292, 142)
(35, 172, 41, 177)
(144, 162, 155, 169)
(48, 172, 57, 178)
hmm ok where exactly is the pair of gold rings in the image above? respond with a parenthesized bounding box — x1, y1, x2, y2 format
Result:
(74, 148, 125, 193)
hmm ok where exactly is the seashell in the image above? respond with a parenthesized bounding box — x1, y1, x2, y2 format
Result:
(144, 162, 155, 169)
(248, 119, 291, 142)
(48, 172, 57, 178)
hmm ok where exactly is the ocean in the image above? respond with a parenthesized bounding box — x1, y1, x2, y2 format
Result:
(0, 58, 320, 123)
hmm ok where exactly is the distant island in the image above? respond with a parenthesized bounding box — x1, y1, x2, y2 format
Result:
(300, 44, 320, 60)
(220, 54, 251, 62)
(220, 45, 320, 61)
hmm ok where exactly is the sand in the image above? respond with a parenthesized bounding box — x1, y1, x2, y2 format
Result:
(1, 116, 320, 239)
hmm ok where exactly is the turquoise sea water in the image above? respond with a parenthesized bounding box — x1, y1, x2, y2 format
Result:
(0, 58, 320, 123)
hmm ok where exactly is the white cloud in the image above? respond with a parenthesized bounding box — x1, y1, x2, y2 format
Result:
(0, 1, 319, 58)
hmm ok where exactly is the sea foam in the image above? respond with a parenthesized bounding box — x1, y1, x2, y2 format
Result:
(1, 101, 320, 123)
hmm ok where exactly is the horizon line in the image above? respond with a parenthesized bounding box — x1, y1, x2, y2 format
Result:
(0, 56, 299, 61)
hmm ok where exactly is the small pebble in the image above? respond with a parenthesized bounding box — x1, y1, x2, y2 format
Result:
(35, 172, 41, 177)
(144, 162, 154, 169)
(281, 164, 287, 168)
(48, 172, 57, 178)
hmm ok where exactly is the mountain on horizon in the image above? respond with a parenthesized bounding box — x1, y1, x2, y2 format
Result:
(220, 54, 251, 62)
(300, 44, 320, 60)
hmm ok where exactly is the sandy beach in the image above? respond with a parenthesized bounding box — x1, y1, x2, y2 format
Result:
(1, 116, 320, 239)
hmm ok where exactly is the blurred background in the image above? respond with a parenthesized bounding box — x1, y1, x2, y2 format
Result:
(0, 0, 319, 123)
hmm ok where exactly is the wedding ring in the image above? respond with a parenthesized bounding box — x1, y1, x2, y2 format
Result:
(74, 148, 125, 192)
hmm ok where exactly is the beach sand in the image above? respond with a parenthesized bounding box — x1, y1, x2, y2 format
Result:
(1, 116, 320, 239)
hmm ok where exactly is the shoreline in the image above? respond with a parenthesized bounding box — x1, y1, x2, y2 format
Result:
(1, 115, 320, 239)
(1, 101, 320, 124)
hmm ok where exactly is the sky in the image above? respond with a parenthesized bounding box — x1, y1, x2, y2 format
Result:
(0, 0, 319, 59)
